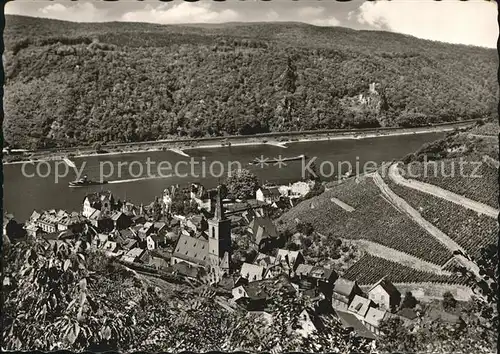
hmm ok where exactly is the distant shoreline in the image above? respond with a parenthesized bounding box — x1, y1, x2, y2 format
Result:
(2, 122, 475, 165)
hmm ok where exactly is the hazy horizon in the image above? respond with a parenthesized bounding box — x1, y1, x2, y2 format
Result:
(5, 0, 498, 49)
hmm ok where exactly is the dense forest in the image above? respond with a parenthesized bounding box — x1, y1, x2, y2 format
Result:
(3, 15, 497, 149)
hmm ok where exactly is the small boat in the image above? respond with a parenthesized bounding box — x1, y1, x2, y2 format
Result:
(69, 175, 108, 187)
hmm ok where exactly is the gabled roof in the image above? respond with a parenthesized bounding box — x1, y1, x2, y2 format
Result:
(248, 217, 278, 242)
(88, 209, 102, 221)
(172, 234, 209, 266)
(333, 278, 357, 297)
(240, 263, 265, 282)
(119, 228, 136, 239)
(336, 310, 376, 340)
(154, 222, 167, 230)
(296, 264, 314, 277)
(254, 252, 276, 267)
(125, 247, 146, 259)
(275, 249, 301, 266)
(103, 240, 119, 252)
(111, 211, 126, 221)
(259, 186, 281, 197)
(348, 295, 372, 317)
(368, 277, 401, 298)
(309, 266, 337, 282)
(30, 210, 41, 221)
(364, 307, 389, 328)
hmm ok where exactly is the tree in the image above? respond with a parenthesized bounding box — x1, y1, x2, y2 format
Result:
(296, 222, 314, 236)
(456, 243, 498, 334)
(378, 317, 417, 353)
(401, 291, 418, 309)
(442, 291, 457, 310)
(225, 169, 259, 200)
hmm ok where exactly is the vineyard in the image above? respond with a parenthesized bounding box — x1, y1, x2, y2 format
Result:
(402, 158, 498, 209)
(385, 177, 498, 259)
(278, 177, 453, 266)
(343, 254, 465, 285)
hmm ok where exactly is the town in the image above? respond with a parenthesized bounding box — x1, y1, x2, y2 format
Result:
(3, 171, 467, 344)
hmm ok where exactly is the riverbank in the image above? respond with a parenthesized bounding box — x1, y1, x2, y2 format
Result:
(3, 122, 474, 165)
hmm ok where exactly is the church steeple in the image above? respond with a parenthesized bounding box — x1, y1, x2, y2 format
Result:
(214, 185, 225, 220)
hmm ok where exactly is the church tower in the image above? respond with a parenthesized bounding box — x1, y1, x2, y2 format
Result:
(208, 185, 231, 273)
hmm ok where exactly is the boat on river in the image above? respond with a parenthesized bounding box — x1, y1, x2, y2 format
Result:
(69, 175, 108, 187)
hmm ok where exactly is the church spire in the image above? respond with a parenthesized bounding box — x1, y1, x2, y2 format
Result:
(214, 185, 225, 220)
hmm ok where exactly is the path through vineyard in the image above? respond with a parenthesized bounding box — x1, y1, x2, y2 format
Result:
(371, 171, 481, 278)
(388, 164, 498, 219)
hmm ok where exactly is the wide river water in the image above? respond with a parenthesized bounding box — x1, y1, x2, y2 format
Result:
(3, 132, 444, 221)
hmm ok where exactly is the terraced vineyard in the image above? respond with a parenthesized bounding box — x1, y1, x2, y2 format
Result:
(385, 177, 498, 259)
(343, 254, 465, 285)
(278, 177, 453, 266)
(403, 158, 499, 208)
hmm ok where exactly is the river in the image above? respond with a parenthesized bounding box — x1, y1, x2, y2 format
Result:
(3, 132, 444, 221)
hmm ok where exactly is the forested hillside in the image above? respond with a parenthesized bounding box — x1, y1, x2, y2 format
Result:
(4, 15, 497, 149)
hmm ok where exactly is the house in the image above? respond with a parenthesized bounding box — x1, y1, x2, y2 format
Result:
(186, 215, 208, 233)
(253, 252, 276, 268)
(232, 274, 297, 310)
(275, 249, 304, 273)
(335, 310, 376, 341)
(240, 262, 266, 282)
(232, 285, 268, 311)
(171, 234, 210, 267)
(172, 261, 206, 281)
(87, 210, 113, 232)
(25, 224, 43, 238)
(149, 256, 170, 270)
(121, 247, 149, 264)
(102, 241, 122, 255)
(256, 186, 281, 205)
(295, 265, 338, 299)
(348, 295, 375, 320)
(247, 217, 279, 251)
(363, 307, 392, 335)
(153, 222, 167, 235)
(92, 233, 109, 248)
(121, 238, 138, 251)
(332, 278, 363, 310)
(190, 183, 215, 212)
(138, 221, 154, 239)
(132, 215, 146, 225)
(146, 234, 160, 250)
(118, 228, 136, 240)
(111, 211, 132, 230)
(218, 276, 236, 292)
(367, 277, 401, 311)
(83, 191, 115, 218)
(32, 210, 65, 233)
(57, 213, 86, 233)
